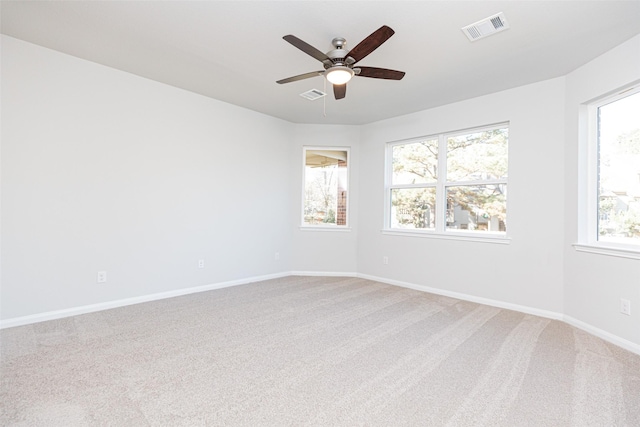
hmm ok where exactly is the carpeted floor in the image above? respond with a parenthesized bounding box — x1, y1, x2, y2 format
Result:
(1, 276, 639, 426)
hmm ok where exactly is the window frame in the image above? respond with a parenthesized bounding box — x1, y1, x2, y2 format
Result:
(575, 84, 640, 259)
(384, 123, 510, 244)
(300, 146, 351, 231)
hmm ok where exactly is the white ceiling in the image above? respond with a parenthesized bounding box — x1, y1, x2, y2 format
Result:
(2, 1, 639, 125)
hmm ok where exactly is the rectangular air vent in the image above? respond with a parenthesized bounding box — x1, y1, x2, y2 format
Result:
(462, 12, 509, 42)
(300, 89, 326, 101)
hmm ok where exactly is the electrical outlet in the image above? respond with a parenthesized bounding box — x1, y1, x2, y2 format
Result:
(97, 271, 107, 284)
(383, 256, 389, 265)
(198, 259, 205, 269)
(275, 252, 280, 261)
(620, 298, 631, 316)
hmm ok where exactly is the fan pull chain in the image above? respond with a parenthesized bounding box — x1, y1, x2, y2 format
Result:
(323, 77, 327, 117)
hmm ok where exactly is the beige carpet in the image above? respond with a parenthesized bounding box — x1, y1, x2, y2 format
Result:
(1, 276, 639, 426)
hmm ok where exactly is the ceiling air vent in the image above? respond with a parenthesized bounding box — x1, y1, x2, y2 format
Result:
(461, 12, 509, 42)
(300, 89, 327, 101)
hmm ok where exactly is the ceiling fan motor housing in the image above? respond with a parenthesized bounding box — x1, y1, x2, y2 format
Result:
(325, 37, 356, 68)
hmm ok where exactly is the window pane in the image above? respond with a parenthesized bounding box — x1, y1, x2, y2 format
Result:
(446, 185, 507, 232)
(392, 139, 438, 184)
(597, 91, 640, 244)
(304, 149, 348, 226)
(391, 188, 436, 229)
(447, 128, 508, 181)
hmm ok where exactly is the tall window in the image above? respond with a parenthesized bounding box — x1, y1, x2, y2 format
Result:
(590, 87, 640, 248)
(302, 147, 349, 227)
(386, 124, 508, 237)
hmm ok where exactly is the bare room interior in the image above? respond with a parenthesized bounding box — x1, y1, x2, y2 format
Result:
(1, 1, 640, 425)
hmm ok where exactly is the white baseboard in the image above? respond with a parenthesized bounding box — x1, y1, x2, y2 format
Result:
(357, 273, 564, 321)
(289, 271, 357, 277)
(3, 271, 639, 357)
(0, 271, 291, 330)
(357, 273, 639, 356)
(563, 315, 640, 356)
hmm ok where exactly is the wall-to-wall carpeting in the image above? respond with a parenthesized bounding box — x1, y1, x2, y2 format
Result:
(2, 276, 639, 426)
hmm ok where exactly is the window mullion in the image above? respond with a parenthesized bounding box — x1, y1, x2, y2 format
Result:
(435, 134, 447, 232)
(444, 178, 507, 186)
(390, 183, 437, 190)
(384, 143, 395, 229)
(585, 105, 599, 244)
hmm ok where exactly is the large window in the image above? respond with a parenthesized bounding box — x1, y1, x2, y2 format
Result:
(386, 124, 508, 239)
(586, 87, 640, 251)
(302, 147, 349, 227)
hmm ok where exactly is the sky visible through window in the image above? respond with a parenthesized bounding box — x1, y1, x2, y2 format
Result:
(599, 91, 640, 146)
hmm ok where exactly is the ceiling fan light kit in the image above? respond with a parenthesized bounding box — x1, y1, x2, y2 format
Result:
(276, 25, 405, 100)
(325, 66, 354, 85)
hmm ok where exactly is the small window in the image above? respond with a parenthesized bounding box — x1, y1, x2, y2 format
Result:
(589, 87, 640, 248)
(386, 124, 508, 238)
(302, 147, 349, 227)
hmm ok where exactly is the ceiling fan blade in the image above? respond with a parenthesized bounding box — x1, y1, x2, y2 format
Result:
(333, 84, 346, 100)
(347, 25, 395, 64)
(276, 71, 324, 84)
(356, 66, 405, 80)
(283, 35, 332, 63)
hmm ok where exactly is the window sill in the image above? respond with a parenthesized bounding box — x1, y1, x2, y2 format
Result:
(300, 226, 352, 232)
(573, 243, 640, 260)
(382, 229, 510, 245)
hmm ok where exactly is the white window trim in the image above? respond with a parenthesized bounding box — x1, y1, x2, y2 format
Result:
(384, 123, 509, 242)
(382, 229, 510, 244)
(576, 83, 640, 259)
(301, 146, 350, 229)
(300, 226, 352, 232)
(573, 243, 640, 260)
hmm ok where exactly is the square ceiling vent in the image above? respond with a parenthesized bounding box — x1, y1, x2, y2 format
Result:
(462, 12, 509, 42)
(300, 89, 326, 101)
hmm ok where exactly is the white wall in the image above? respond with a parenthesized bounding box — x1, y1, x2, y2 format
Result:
(2, 33, 639, 351)
(357, 78, 567, 315)
(1, 36, 293, 320)
(290, 124, 360, 274)
(563, 34, 640, 346)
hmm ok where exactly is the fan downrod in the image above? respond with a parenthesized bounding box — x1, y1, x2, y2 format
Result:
(332, 37, 346, 49)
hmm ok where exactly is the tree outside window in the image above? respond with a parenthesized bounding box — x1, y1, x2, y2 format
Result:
(387, 125, 508, 235)
(597, 90, 640, 244)
(303, 148, 348, 227)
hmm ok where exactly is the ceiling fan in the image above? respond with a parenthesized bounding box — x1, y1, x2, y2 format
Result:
(276, 25, 406, 100)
